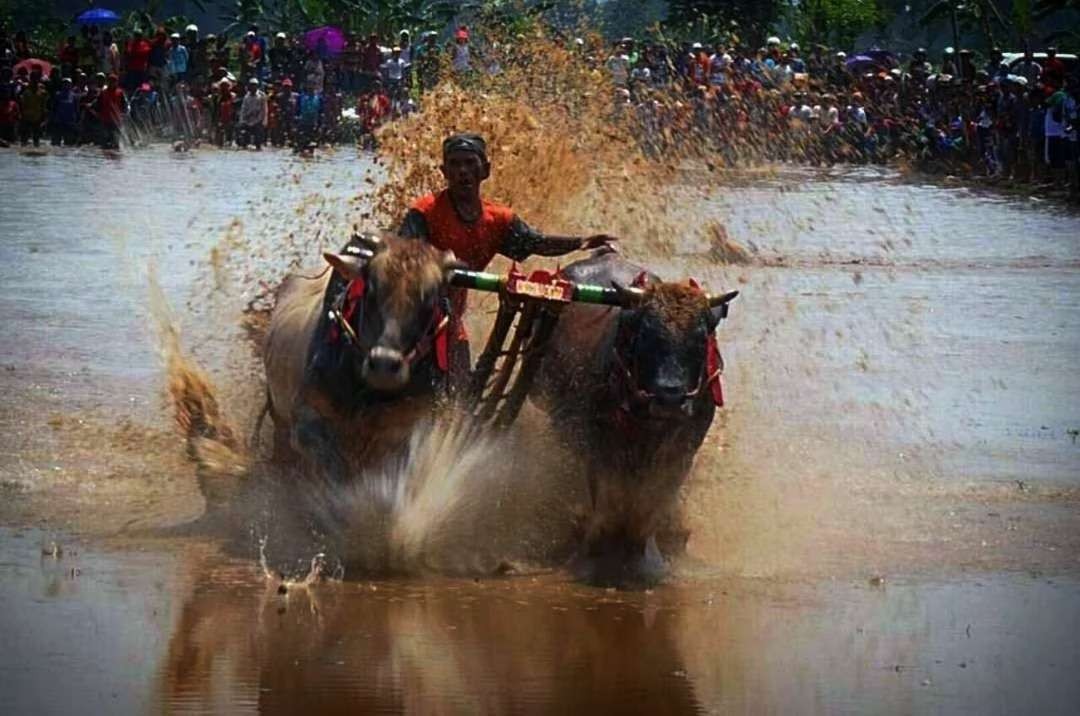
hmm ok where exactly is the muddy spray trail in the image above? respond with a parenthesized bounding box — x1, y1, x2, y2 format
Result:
(0, 38, 1077, 586)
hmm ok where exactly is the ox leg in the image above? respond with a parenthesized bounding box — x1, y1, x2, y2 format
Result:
(291, 405, 349, 485)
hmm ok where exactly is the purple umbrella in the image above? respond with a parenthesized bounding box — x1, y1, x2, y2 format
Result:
(302, 26, 346, 57)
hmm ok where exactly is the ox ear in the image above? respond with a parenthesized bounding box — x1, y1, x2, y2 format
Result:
(441, 251, 469, 275)
(707, 290, 739, 329)
(324, 252, 366, 280)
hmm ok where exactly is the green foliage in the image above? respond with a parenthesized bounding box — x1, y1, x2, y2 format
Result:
(790, 0, 882, 50)
(666, 0, 782, 46)
(918, 0, 1009, 49)
(0, 0, 66, 55)
(598, 0, 666, 41)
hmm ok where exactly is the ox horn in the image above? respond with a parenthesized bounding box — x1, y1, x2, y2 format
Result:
(441, 250, 469, 274)
(611, 281, 646, 308)
(707, 290, 740, 307)
(352, 232, 385, 254)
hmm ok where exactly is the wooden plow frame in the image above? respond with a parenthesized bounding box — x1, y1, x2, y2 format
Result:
(449, 267, 623, 433)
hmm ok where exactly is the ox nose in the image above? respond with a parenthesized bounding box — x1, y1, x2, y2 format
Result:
(362, 346, 409, 390)
(653, 383, 686, 407)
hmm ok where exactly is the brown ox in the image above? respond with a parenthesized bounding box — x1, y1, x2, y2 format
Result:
(532, 249, 736, 585)
(262, 234, 462, 482)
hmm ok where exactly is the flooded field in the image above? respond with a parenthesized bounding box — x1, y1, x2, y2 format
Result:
(1, 146, 1078, 713)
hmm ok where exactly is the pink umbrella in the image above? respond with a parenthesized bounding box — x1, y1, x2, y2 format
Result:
(302, 26, 346, 57)
(14, 58, 53, 77)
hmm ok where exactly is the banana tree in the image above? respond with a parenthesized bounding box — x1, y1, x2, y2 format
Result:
(918, 0, 1010, 50)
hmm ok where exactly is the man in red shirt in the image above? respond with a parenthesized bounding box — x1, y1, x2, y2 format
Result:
(98, 73, 127, 148)
(397, 133, 614, 372)
(1042, 46, 1066, 90)
(124, 28, 152, 92)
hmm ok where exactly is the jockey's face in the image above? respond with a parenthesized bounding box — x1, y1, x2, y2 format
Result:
(441, 149, 486, 195)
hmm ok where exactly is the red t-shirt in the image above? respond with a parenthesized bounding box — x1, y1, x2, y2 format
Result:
(410, 190, 515, 336)
(99, 87, 125, 125)
(126, 39, 152, 72)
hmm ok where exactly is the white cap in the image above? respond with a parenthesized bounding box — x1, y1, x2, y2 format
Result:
(836, 51, 847, 58)
(766, 36, 780, 45)
(944, 46, 955, 54)
(185, 24, 198, 33)
(170, 32, 180, 39)
(790, 42, 799, 50)
(276, 32, 286, 39)
(691, 42, 703, 50)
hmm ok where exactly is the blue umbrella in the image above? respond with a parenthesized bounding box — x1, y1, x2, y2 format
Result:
(76, 8, 121, 26)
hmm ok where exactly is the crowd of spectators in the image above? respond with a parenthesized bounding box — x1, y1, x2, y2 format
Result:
(0, 22, 1077, 198)
(0, 23, 470, 151)
(608, 37, 1078, 196)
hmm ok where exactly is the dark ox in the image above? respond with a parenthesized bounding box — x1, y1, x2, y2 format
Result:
(533, 250, 736, 583)
(262, 234, 462, 482)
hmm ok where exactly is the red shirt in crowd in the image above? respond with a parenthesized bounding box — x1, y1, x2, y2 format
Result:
(126, 39, 152, 72)
(99, 86, 126, 125)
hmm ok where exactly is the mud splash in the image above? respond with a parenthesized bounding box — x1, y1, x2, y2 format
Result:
(148, 265, 250, 492)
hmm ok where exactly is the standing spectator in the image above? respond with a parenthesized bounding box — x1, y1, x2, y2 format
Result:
(59, 36, 79, 79)
(18, 74, 48, 146)
(209, 80, 236, 147)
(168, 33, 188, 86)
(129, 81, 159, 133)
(357, 78, 391, 136)
(1044, 82, 1069, 179)
(908, 48, 932, 83)
(49, 77, 79, 146)
(98, 73, 127, 149)
(605, 40, 630, 87)
(270, 77, 295, 146)
(941, 47, 957, 76)
(100, 31, 120, 77)
(361, 33, 382, 92)
(294, 79, 323, 150)
(1014, 47, 1041, 86)
(788, 44, 806, 73)
(303, 51, 324, 92)
(210, 35, 231, 74)
(124, 29, 152, 93)
(236, 77, 268, 149)
(148, 28, 169, 86)
(79, 73, 103, 145)
(269, 32, 290, 80)
(452, 27, 471, 75)
(184, 25, 204, 83)
(241, 30, 263, 82)
(415, 32, 440, 91)
(1042, 47, 1065, 90)
(381, 46, 406, 102)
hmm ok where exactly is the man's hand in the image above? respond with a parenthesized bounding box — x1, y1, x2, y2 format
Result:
(582, 234, 619, 250)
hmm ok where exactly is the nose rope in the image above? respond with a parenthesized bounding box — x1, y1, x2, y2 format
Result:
(329, 279, 450, 373)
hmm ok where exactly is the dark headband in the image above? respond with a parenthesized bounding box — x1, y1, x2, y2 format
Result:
(442, 133, 487, 161)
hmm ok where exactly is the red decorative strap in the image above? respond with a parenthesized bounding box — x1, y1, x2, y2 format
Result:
(434, 308, 449, 373)
(705, 335, 724, 407)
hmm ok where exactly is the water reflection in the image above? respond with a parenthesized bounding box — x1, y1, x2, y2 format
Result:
(161, 560, 700, 714)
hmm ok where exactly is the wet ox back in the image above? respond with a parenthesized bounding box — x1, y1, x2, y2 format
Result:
(264, 269, 331, 424)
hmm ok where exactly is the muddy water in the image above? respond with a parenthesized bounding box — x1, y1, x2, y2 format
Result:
(1, 148, 1079, 713)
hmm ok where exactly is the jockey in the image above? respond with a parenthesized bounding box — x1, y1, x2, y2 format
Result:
(398, 132, 615, 375)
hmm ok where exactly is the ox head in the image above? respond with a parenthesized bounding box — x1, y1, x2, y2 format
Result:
(324, 234, 464, 393)
(612, 277, 737, 418)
